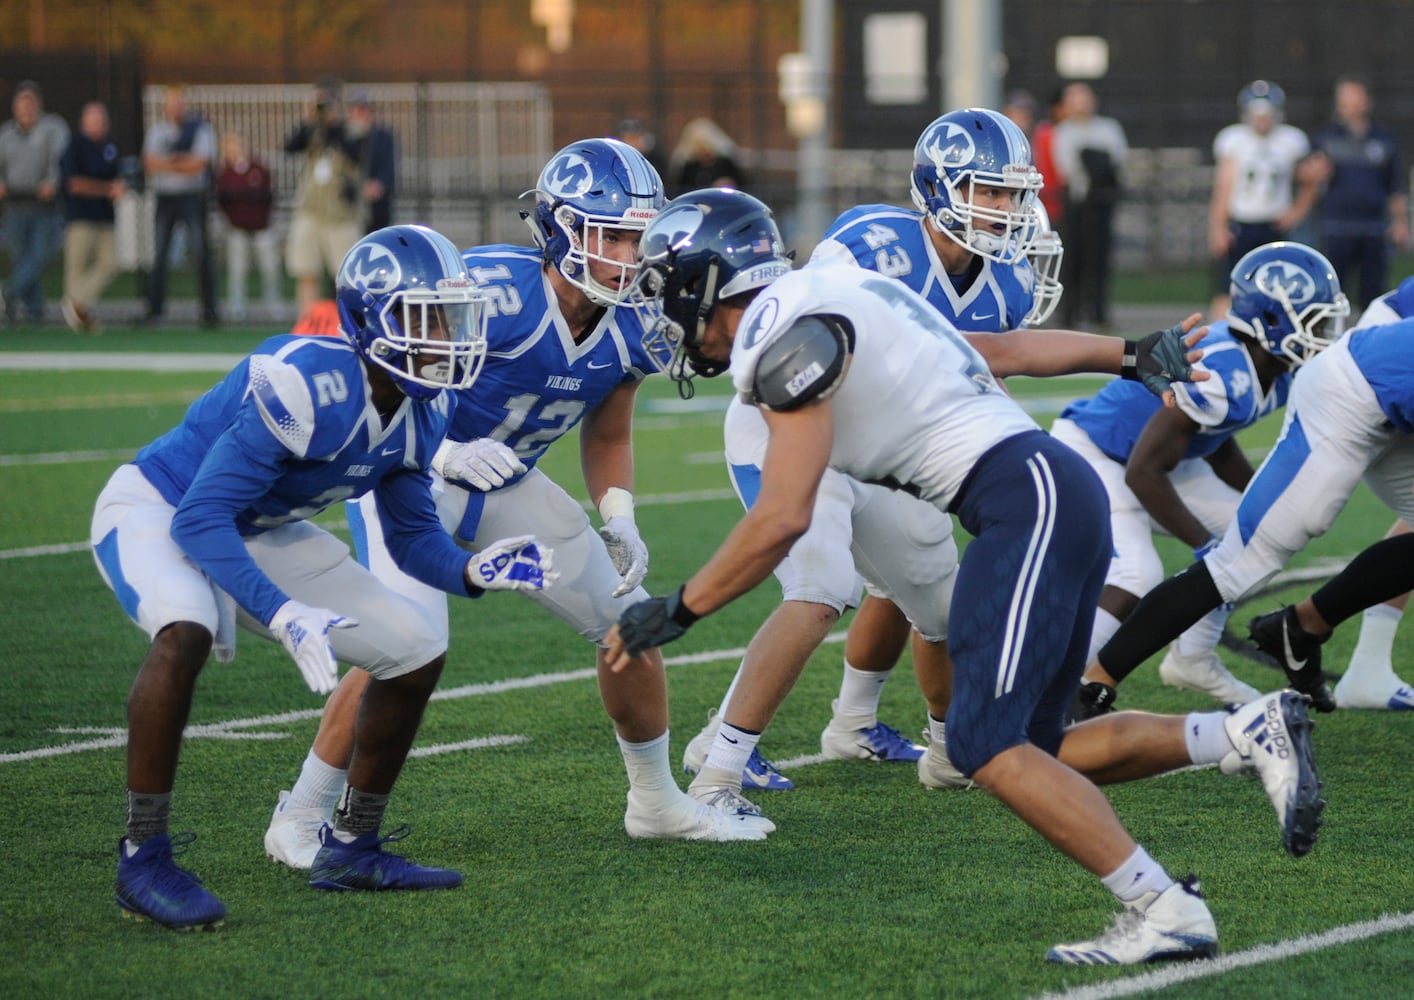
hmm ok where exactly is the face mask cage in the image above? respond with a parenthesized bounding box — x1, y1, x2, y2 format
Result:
(366, 283, 490, 394)
(552, 203, 655, 305)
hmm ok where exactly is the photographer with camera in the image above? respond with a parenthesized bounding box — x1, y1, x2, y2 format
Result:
(284, 76, 362, 314)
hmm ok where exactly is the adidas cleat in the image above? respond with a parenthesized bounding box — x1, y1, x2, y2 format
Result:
(1221, 690, 1325, 857)
(1046, 876, 1217, 965)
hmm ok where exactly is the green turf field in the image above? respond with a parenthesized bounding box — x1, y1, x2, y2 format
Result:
(2, 330, 1411, 999)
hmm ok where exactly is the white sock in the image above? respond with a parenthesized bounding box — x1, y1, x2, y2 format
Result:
(1101, 844, 1174, 904)
(1087, 608, 1123, 664)
(287, 748, 347, 811)
(834, 660, 890, 724)
(1174, 603, 1232, 659)
(1183, 711, 1235, 765)
(716, 660, 747, 716)
(617, 730, 675, 801)
(703, 722, 759, 776)
(1347, 604, 1403, 677)
(927, 712, 947, 746)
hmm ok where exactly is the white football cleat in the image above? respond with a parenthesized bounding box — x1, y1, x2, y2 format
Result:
(917, 724, 976, 790)
(263, 790, 330, 870)
(1334, 663, 1414, 710)
(1221, 690, 1325, 857)
(1046, 876, 1218, 965)
(624, 789, 767, 842)
(685, 774, 776, 835)
(1158, 648, 1262, 706)
(681, 709, 719, 775)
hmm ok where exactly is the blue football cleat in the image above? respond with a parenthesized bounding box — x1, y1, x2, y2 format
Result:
(308, 824, 462, 891)
(116, 832, 226, 931)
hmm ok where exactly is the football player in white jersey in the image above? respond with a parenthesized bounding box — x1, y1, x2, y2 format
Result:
(1055, 242, 1350, 718)
(92, 225, 555, 930)
(1088, 275, 1414, 717)
(263, 140, 766, 870)
(1207, 81, 1318, 318)
(683, 108, 1064, 791)
(608, 189, 1323, 966)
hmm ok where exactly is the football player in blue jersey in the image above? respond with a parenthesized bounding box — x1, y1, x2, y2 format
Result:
(683, 108, 1075, 794)
(263, 139, 768, 867)
(609, 188, 1322, 965)
(1054, 242, 1349, 717)
(92, 225, 556, 930)
(1084, 274, 1414, 718)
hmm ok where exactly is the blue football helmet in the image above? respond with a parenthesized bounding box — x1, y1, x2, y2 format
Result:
(525, 137, 664, 305)
(909, 107, 1042, 264)
(1021, 203, 1064, 327)
(1227, 242, 1349, 367)
(1238, 80, 1286, 122)
(628, 188, 791, 395)
(335, 225, 489, 401)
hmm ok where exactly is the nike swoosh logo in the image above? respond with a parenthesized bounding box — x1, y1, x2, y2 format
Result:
(1282, 619, 1307, 672)
(721, 734, 739, 744)
(381, 446, 400, 456)
(973, 312, 996, 321)
(587, 360, 613, 370)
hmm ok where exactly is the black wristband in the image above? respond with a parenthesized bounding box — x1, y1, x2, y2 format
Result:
(669, 585, 701, 628)
(1120, 340, 1139, 381)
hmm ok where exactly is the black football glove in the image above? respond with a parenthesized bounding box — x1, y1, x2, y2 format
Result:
(1123, 322, 1195, 398)
(616, 586, 700, 657)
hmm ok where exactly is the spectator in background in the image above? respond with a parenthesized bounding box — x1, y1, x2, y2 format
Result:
(615, 116, 666, 176)
(669, 117, 746, 196)
(1206, 81, 1317, 319)
(60, 100, 125, 333)
(141, 85, 218, 327)
(0, 80, 69, 324)
(284, 76, 363, 314)
(1308, 73, 1410, 310)
(1052, 81, 1128, 330)
(1002, 89, 1037, 138)
(1031, 86, 1068, 227)
(215, 131, 281, 323)
(345, 90, 396, 234)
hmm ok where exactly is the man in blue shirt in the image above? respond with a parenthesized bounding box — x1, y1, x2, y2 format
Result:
(92, 225, 553, 931)
(1309, 74, 1410, 310)
(60, 100, 125, 333)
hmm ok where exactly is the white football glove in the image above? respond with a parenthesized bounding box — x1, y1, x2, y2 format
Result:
(598, 515, 649, 597)
(268, 599, 357, 695)
(467, 534, 558, 592)
(432, 437, 527, 492)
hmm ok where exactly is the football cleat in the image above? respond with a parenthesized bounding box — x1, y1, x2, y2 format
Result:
(1066, 680, 1118, 724)
(1158, 648, 1262, 706)
(308, 824, 462, 891)
(116, 832, 226, 931)
(263, 790, 329, 871)
(1334, 668, 1414, 711)
(682, 710, 794, 790)
(686, 780, 777, 835)
(623, 789, 768, 842)
(917, 724, 976, 789)
(820, 702, 925, 762)
(1220, 690, 1325, 857)
(1247, 607, 1337, 712)
(1046, 876, 1218, 965)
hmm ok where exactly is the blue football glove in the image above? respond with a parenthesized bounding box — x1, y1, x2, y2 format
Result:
(1123, 323, 1196, 398)
(467, 534, 557, 592)
(615, 586, 700, 657)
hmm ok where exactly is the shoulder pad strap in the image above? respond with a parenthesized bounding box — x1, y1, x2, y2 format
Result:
(751, 314, 854, 412)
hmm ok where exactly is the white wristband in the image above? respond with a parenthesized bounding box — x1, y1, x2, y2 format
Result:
(597, 486, 635, 523)
(431, 438, 457, 478)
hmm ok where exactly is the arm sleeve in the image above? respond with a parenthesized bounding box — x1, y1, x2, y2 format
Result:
(169, 406, 298, 625)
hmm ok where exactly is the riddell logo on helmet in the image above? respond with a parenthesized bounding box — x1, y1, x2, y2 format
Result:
(623, 207, 658, 222)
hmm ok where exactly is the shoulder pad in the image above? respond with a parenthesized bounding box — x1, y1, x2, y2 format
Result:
(750, 314, 854, 412)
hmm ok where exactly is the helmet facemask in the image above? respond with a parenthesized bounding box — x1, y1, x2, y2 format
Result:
(1021, 206, 1064, 326)
(541, 200, 657, 305)
(354, 281, 489, 401)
